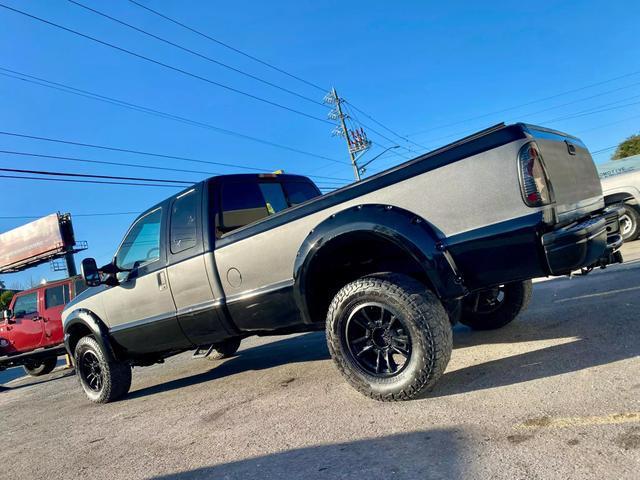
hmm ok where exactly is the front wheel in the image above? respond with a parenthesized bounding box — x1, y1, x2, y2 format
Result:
(619, 204, 639, 242)
(460, 280, 533, 330)
(326, 273, 453, 401)
(23, 356, 58, 377)
(74, 336, 131, 403)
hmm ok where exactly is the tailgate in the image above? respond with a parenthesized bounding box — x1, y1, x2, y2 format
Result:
(524, 124, 604, 224)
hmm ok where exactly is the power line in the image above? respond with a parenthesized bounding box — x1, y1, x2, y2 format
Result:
(591, 145, 616, 155)
(125, 0, 416, 160)
(344, 101, 427, 150)
(1, 174, 343, 192)
(127, 0, 328, 93)
(0, 130, 351, 181)
(0, 167, 194, 184)
(414, 91, 640, 151)
(0, 3, 333, 125)
(0, 149, 221, 177)
(575, 113, 640, 134)
(510, 80, 640, 121)
(0, 67, 350, 169)
(0, 174, 183, 188)
(0, 150, 348, 188)
(67, 0, 324, 108)
(407, 68, 640, 138)
(0, 212, 140, 220)
(541, 96, 640, 125)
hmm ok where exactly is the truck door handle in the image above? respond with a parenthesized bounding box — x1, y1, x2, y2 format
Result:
(157, 271, 168, 291)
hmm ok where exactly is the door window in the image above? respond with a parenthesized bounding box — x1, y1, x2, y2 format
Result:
(116, 208, 162, 271)
(45, 285, 70, 309)
(13, 292, 38, 316)
(170, 190, 198, 254)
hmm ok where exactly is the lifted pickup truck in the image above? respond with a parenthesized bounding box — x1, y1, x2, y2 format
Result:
(63, 123, 622, 403)
(1, 276, 86, 376)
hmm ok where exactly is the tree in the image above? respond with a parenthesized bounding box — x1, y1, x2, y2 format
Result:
(613, 133, 640, 160)
(0, 290, 13, 310)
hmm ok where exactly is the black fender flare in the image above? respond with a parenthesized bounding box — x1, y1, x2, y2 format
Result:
(292, 204, 467, 323)
(63, 309, 117, 362)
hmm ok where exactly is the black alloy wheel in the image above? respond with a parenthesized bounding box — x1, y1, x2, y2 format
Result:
(344, 303, 412, 377)
(460, 280, 533, 330)
(79, 350, 104, 392)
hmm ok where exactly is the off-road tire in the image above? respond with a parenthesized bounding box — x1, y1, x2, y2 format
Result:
(206, 338, 241, 360)
(23, 356, 57, 377)
(326, 273, 453, 401)
(619, 204, 639, 242)
(460, 280, 533, 330)
(74, 336, 131, 404)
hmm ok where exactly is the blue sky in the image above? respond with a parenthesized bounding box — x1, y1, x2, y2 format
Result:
(1, 0, 639, 288)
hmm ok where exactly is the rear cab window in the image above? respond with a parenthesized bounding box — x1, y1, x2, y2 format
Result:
(217, 178, 320, 235)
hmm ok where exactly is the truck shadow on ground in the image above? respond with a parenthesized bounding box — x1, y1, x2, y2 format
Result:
(127, 333, 330, 400)
(151, 429, 465, 480)
(130, 264, 640, 401)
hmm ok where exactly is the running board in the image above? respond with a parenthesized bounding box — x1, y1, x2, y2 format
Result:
(192, 345, 215, 359)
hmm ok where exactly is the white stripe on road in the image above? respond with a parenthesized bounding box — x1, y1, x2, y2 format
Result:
(554, 285, 640, 303)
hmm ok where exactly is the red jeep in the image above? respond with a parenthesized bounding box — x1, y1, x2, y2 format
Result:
(0, 276, 86, 377)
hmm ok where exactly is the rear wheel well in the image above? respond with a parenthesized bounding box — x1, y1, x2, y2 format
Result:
(303, 232, 433, 324)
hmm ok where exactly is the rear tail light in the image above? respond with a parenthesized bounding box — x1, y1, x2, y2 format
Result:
(518, 141, 552, 207)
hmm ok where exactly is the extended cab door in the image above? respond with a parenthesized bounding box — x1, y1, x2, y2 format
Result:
(2, 291, 44, 354)
(165, 186, 229, 345)
(101, 207, 191, 354)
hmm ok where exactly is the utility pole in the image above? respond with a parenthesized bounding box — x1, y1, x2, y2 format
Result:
(324, 88, 371, 181)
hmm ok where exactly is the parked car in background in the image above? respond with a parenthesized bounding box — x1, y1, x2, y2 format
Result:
(599, 154, 640, 241)
(0, 276, 86, 377)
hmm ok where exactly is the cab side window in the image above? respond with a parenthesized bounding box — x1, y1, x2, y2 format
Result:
(171, 190, 198, 254)
(45, 285, 70, 309)
(13, 292, 38, 317)
(116, 208, 162, 271)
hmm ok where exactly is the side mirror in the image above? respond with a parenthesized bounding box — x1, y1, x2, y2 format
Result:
(81, 258, 102, 287)
(2, 309, 14, 324)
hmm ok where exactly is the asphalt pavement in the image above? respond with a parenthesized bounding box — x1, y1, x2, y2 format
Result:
(1, 243, 639, 479)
